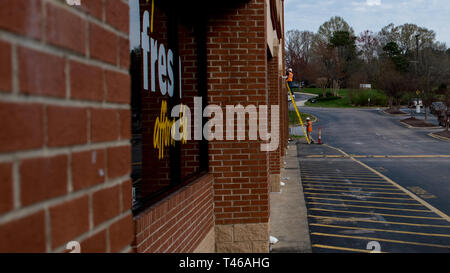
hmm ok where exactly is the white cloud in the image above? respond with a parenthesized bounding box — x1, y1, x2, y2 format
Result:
(366, 0, 381, 6)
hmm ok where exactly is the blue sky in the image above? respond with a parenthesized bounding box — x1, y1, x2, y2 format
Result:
(285, 0, 450, 46)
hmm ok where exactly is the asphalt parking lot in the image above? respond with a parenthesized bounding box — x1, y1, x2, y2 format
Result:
(299, 144, 450, 253)
(295, 107, 450, 253)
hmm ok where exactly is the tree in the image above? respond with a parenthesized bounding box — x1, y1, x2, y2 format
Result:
(357, 30, 379, 62)
(445, 89, 450, 132)
(330, 30, 358, 89)
(378, 23, 436, 57)
(376, 59, 412, 110)
(316, 77, 328, 98)
(313, 39, 345, 96)
(317, 16, 354, 43)
(285, 30, 318, 83)
(382, 42, 409, 72)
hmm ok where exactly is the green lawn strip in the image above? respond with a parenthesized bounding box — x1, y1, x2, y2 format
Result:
(289, 111, 317, 126)
(296, 88, 387, 108)
(289, 135, 305, 139)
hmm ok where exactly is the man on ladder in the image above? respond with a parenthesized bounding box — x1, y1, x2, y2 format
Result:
(286, 68, 294, 90)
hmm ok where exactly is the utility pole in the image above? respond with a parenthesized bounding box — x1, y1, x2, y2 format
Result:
(415, 34, 420, 114)
(415, 34, 420, 75)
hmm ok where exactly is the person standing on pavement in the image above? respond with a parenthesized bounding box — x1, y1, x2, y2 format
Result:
(305, 117, 314, 144)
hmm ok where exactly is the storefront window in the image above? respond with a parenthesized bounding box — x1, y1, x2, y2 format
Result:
(129, 0, 208, 213)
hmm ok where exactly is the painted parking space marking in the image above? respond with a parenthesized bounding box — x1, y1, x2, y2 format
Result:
(303, 177, 390, 183)
(311, 233, 450, 249)
(303, 174, 388, 179)
(303, 181, 398, 188)
(304, 154, 450, 159)
(303, 183, 402, 191)
(299, 143, 450, 253)
(308, 215, 450, 228)
(307, 202, 432, 213)
(310, 223, 450, 238)
(306, 197, 425, 206)
(323, 144, 450, 223)
(311, 244, 380, 253)
(303, 188, 408, 195)
(308, 208, 444, 220)
(303, 192, 415, 201)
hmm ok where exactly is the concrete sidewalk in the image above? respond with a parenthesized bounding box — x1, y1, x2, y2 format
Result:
(269, 141, 312, 253)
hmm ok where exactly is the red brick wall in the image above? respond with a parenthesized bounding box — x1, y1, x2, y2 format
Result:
(268, 54, 281, 175)
(133, 174, 214, 253)
(0, 0, 133, 253)
(207, 0, 270, 226)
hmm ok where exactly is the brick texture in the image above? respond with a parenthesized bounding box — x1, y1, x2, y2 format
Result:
(0, 163, 13, 214)
(18, 46, 66, 98)
(46, 3, 86, 54)
(71, 149, 106, 191)
(47, 106, 88, 147)
(0, 40, 12, 92)
(0, 211, 46, 253)
(0, 0, 42, 40)
(93, 185, 121, 226)
(106, 145, 131, 179)
(133, 175, 214, 253)
(207, 0, 271, 226)
(20, 155, 68, 206)
(90, 108, 120, 143)
(50, 196, 90, 248)
(0, 102, 44, 153)
(70, 60, 104, 101)
(105, 70, 131, 104)
(0, 0, 133, 253)
(89, 23, 118, 65)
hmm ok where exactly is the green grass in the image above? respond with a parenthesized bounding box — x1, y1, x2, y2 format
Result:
(289, 135, 305, 139)
(298, 88, 388, 108)
(289, 111, 316, 126)
(305, 88, 351, 107)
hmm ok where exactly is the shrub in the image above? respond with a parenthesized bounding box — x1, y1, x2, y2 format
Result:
(349, 89, 388, 106)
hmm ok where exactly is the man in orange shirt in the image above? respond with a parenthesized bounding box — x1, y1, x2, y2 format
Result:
(306, 117, 314, 144)
(286, 68, 294, 90)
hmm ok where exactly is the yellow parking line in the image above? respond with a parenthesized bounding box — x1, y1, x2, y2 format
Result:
(324, 144, 450, 223)
(429, 133, 450, 143)
(311, 233, 450, 249)
(301, 169, 380, 175)
(302, 174, 385, 178)
(308, 215, 450, 228)
(303, 181, 398, 188)
(307, 202, 431, 213)
(311, 244, 379, 253)
(303, 174, 384, 178)
(303, 183, 400, 191)
(303, 192, 414, 201)
(310, 223, 450, 238)
(306, 197, 423, 206)
(309, 208, 444, 220)
(304, 188, 407, 195)
(304, 154, 450, 158)
(303, 177, 389, 183)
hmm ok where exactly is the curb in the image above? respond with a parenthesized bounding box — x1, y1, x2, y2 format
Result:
(295, 92, 319, 97)
(399, 121, 442, 130)
(269, 142, 312, 253)
(380, 109, 409, 117)
(428, 132, 450, 143)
